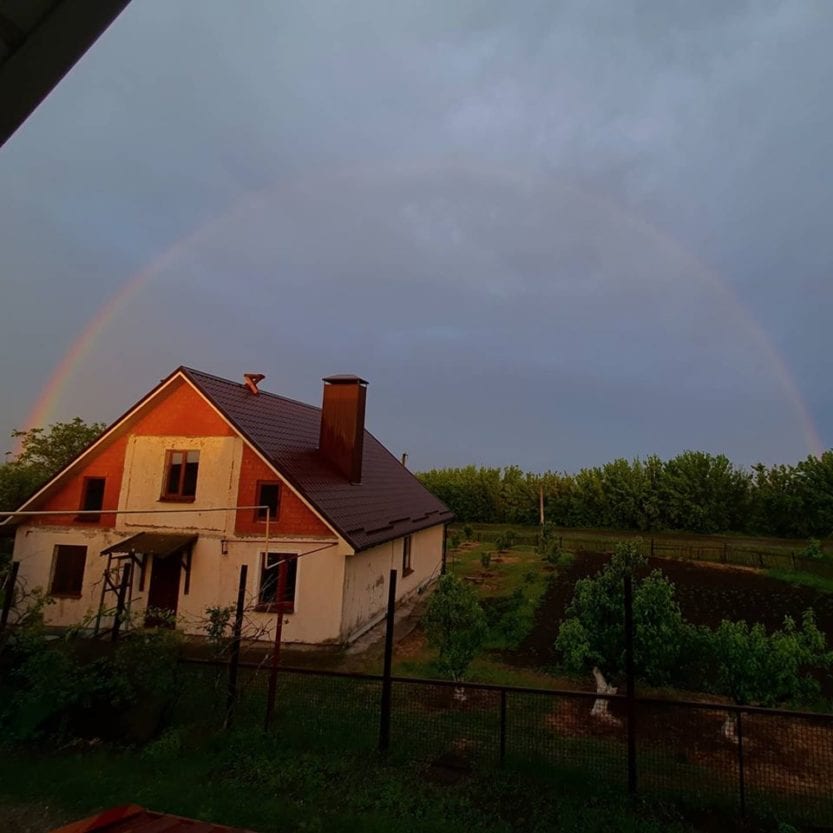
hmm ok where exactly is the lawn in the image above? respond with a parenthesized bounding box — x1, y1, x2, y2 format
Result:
(451, 523, 831, 554)
(0, 723, 697, 833)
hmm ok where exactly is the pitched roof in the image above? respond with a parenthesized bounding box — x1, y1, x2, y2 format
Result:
(180, 367, 453, 551)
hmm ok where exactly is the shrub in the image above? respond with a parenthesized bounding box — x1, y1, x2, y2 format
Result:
(495, 530, 517, 552)
(480, 551, 492, 569)
(449, 533, 462, 550)
(801, 538, 824, 560)
(463, 524, 474, 542)
(541, 537, 564, 566)
(204, 604, 235, 659)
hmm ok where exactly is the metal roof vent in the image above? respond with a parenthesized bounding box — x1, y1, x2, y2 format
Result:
(243, 373, 265, 395)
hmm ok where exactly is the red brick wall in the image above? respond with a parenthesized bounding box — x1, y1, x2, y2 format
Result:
(234, 445, 332, 537)
(131, 380, 234, 437)
(29, 434, 129, 527)
(30, 378, 233, 527)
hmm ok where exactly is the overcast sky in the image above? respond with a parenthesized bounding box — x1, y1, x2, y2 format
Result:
(1, 0, 831, 472)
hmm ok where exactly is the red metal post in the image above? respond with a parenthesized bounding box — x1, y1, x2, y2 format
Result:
(264, 558, 288, 732)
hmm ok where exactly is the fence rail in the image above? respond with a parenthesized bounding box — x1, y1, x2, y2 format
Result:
(177, 656, 833, 828)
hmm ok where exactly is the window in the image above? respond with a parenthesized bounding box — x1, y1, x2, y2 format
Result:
(255, 481, 281, 522)
(257, 552, 297, 612)
(162, 450, 199, 500)
(49, 545, 87, 597)
(402, 535, 413, 576)
(77, 477, 105, 521)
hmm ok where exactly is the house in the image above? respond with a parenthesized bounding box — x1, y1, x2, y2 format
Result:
(5, 367, 453, 644)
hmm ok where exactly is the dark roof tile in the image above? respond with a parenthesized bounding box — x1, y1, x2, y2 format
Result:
(181, 368, 453, 550)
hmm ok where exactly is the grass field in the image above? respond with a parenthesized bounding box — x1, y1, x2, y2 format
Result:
(451, 523, 832, 556)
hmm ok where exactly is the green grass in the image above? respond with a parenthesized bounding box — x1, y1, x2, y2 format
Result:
(452, 523, 832, 556)
(0, 728, 697, 833)
(448, 542, 560, 650)
(765, 568, 833, 594)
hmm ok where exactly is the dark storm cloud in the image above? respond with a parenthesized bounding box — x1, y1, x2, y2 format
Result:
(0, 1, 830, 468)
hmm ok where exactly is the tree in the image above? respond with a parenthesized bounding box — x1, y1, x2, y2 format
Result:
(423, 574, 488, 687)
(1, 418, 105, 512)
(705, 610, 831, 709)
(794, 451, 833, 538)
(660, 451, 750, 533)
(701, 610, 832, 740)
(555, 541, 690, 693)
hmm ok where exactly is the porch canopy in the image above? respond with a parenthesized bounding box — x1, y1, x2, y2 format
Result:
(101, 532, 197, 558)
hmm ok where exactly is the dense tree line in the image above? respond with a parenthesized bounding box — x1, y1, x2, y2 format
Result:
(417, 450, 833, 538)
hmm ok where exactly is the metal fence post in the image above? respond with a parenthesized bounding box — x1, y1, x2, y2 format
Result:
(736, 709, 747, 819)
(0, 560, 20, 633)
(224, 564, 248, 730)
(264, 558, 288, 732)
(379, 568, 398, 752)
(624, 573, 637, 795)
(499, 688, 507, 765)
(111, 562, 132, 642)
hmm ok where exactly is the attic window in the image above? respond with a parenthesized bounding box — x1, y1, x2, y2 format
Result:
(162, 450, 200, 501)
(255, 482, 281, 522)
(77, 477, 105, 522)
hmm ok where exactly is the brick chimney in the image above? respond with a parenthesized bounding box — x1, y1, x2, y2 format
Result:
(319, 375, 368, 483)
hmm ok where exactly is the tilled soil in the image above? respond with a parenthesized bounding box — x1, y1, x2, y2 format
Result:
(511, 552, 833, 670)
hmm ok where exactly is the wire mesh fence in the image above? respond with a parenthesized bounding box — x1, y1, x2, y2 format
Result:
(175, 658, 833, 828)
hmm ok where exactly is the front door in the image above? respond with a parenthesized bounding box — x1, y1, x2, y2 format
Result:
(145, 554, 181, 627)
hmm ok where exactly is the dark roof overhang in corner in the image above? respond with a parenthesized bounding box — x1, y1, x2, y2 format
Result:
(0, 0, 132, 148)
(101, 532, 197, 558)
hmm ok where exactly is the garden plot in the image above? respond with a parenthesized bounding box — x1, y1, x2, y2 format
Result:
(512, 552, 833, 671)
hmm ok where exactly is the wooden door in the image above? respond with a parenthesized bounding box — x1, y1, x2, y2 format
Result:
(145, 554, 181, 627)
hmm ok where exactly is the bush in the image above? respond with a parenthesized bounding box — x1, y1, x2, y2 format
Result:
(1, 608, 183, 743)
(541, 538, 564, 567)
(463, 524, 474, 542)
(801, 538, 824, 560)
(449, 533, 462, 550)
(495, 530, 517, 552)
(204, 604, 235, 659)
(480, 551, 492, 569)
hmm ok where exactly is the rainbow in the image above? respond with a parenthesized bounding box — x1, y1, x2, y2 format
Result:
(24, 162, 825, 459)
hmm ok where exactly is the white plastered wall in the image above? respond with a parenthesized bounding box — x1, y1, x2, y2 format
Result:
(118, 435, 243, 532)
(12, 525, 124, 628)
(169, 535, 350, 644)
(340, 523, 444, 643)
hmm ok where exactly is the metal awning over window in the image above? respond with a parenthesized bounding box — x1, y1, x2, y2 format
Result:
(101, 532, 197, 558)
